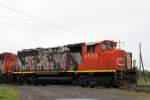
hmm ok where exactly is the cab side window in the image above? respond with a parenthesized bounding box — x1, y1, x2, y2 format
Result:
(87, 45, 95, 53)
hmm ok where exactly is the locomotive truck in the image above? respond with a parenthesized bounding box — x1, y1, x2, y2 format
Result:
(0, 40, 137, 87)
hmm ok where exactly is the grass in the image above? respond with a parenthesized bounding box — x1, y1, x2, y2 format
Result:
(137, 71, 150, 86)
(0, 85, 19, 100)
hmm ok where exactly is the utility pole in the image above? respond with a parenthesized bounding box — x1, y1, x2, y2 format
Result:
(139, 42, 146, 85)
(139, 43, 141, 75)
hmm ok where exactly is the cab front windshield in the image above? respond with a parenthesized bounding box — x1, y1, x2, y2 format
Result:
(101, 42, 113, 51)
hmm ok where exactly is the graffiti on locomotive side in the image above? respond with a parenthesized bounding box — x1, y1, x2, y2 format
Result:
(37, 49, 50, 71)
(22, 49, 73, 72)
(24, 56, 36, 71)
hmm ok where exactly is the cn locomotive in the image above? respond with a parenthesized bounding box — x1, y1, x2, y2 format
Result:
(0, 40, 137, 87)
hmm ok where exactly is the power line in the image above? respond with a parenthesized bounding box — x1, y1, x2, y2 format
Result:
(0, 20, 68, 41)
(0, 14, 79, 40)
(0, 2, 85, 40)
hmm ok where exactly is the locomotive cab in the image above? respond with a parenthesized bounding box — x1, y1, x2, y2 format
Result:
(78, 40, 130, 72)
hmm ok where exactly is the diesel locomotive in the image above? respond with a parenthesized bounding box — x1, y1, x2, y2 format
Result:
(0, 40, 137, 87)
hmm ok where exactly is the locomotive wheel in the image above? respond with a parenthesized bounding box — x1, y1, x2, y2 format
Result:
(26, 77, 32, 85)
(17, 76, 23, 85)
(88, 80, 97, 88)
(19, 80, 23, 85)
(41, 82, 47, 86)
(102, 77, 112, 88)
(32, 76, 38, 86)
(78, 79, 84, 87)
(72, 79, 78, 86)
(78, 76, 85, 87)
(83, 80, 88, 87)
(112, 81, 121, 88)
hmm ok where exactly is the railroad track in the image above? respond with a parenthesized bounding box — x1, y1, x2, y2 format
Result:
(128, 85, 150, 93)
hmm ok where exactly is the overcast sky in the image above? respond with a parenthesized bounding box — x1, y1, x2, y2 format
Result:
(0, 0, 149, 70)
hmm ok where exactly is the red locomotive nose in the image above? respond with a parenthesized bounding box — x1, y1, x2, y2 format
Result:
(111, 50, 126, 71)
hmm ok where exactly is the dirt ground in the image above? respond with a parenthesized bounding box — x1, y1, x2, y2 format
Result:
(11, 85, 150, 100)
